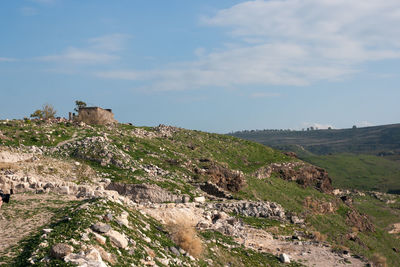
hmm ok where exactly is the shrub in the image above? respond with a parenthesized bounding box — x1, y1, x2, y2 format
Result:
(167, 219, 203, 258)
(30, 103, 57, 119)
(312, 231, 327, 242)
(371, 253, 387, 267)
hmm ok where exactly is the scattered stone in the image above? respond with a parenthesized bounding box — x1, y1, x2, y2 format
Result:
(50, 243, 74, 259)
(116, 211, 129, 227)
(91, 223, 111, 234)
(93, 232, 107, 245)
(169, 246, 180, 256)
(194, 196, 206, 203)
(279, 253, 291, 263)
(42, 228, 53, 234)
(103, 213, 113, 221)
(106, 230, 128, 249)
(106, 182, 181, 203)
(64, 248, 107, 267)
(182, 195, 190, 203)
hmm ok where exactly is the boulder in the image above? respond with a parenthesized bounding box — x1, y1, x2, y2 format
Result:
(194, 196, 206, 203)
(64, 248, 107, 267)
(50, 243, 74, 259)
(106, 230, 128, 249)
(279, 253, 291, 263)
(91, 223, 111, 234)
(105, 182, 181, 203)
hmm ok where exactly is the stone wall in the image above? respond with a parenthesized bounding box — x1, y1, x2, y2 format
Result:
(76, 107, 117, 125)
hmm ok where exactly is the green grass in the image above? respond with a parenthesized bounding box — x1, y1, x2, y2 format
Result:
(235, 175, 333, 213)
(303, 153, 400, 192)
(200, 231, 304, 267)
(2, 120, 400, 266)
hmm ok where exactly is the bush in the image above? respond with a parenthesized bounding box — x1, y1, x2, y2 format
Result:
(371, 253, 387, 267)
(167, 219, 203, 258)
(30, 104, 57, 119)
(312, 231, 327, 242)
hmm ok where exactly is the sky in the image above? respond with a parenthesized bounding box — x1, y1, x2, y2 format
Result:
(1, 0, 400, 133)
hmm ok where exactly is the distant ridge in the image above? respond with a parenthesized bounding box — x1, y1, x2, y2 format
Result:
(230, 123, 400, 159)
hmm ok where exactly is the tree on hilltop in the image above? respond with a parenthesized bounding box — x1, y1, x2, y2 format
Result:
(30, 103, 57, 119)
(74, 100, 87, 112)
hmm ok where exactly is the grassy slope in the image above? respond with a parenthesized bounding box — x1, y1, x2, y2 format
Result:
(302, 153, 400, 192)
(231, 123, 400, 156)
(1, 120, 400, 265)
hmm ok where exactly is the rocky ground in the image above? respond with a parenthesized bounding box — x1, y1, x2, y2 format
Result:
(0, 120, 399, 266)
(0, 148, 367, 266)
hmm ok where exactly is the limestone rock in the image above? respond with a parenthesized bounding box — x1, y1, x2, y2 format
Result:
(194, 196, 206, 203)
(50, 243, 73, 259)
(106, 230, 128, 249)
(279, 253, 291, 263)
(91, 223, 111, 234)
(105, 182, 181, 203)
(64, 248, 107, 267)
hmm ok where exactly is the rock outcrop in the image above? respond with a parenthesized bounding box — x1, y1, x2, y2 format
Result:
(254, 162, 333, 193)
(105, 182, 181, 203)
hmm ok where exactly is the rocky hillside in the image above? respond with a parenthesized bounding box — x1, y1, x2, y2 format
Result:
(0, 118, 400, 266)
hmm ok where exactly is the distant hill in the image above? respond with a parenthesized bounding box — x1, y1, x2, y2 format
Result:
(230, 123, 400, 193)
(231, 123, 400, 160)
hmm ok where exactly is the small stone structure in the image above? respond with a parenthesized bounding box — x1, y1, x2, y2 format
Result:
(74, 107, 117, 125)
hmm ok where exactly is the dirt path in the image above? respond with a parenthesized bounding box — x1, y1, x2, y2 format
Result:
(141, 203, 367, 267)
(236, 227, 366, 266)
(0, 193, 78, 263)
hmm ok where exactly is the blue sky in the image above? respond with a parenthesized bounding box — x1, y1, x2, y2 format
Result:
(1, 0, 399, 133)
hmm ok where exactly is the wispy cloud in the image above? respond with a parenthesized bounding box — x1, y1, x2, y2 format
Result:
(38, 34, 129, 64)
(0, 57, 17, 62)
(302, 122, 335, 130)
(356, 121, 374, 127)
(40, 47, 119, 64)
(250, 92, 280, 98)
(30, 0, 56, 4)
(97, 0, 400, 91)
(88, 34, 130, 52)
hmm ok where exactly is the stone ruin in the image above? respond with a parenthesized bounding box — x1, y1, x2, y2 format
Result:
(69, 107, 117, 125)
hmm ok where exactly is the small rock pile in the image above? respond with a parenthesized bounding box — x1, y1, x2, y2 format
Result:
(50, 136, 135, 169)
(154, 124, 180, 138)
(211, 201, 286, 220)
(254, 162, 333, 193)
(105, 182, 183, 204)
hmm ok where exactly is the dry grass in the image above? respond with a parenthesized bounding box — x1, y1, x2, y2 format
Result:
(371, 253, 387, 267)
(312, 231, 327, 242)
(304, 196, 336, 214)
(167, 219, 203, 258)
(0, 162, 17, 170)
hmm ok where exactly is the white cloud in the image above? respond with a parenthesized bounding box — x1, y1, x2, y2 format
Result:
(38, 34, 130, 65)
(30, 0, 56, 4)
(0, 57, 17, 62)
(302, 122, 335, 130)
(40, 47, 119, 64)
(98, 0, 400, 91)
(356, 121, 375, 127)
(88, 34, 130, 52)
(250, 92, 280, 98)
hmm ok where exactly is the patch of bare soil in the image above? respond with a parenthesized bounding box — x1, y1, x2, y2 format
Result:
(0, 193, 77, 263)
(236, 226, 366, 267)
(142, 203, 367, 267)
(388, 223, 400, 235)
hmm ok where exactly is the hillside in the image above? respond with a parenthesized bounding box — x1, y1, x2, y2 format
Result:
(231, 123, 400, 159)
(0, 119, 400, 266)
(231, 124, 400, 193)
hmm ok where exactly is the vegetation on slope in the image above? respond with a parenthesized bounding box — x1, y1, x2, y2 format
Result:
(303, 153, 400, 192)
(1, 119, 400, 265)
(231, 123, 400, 158)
